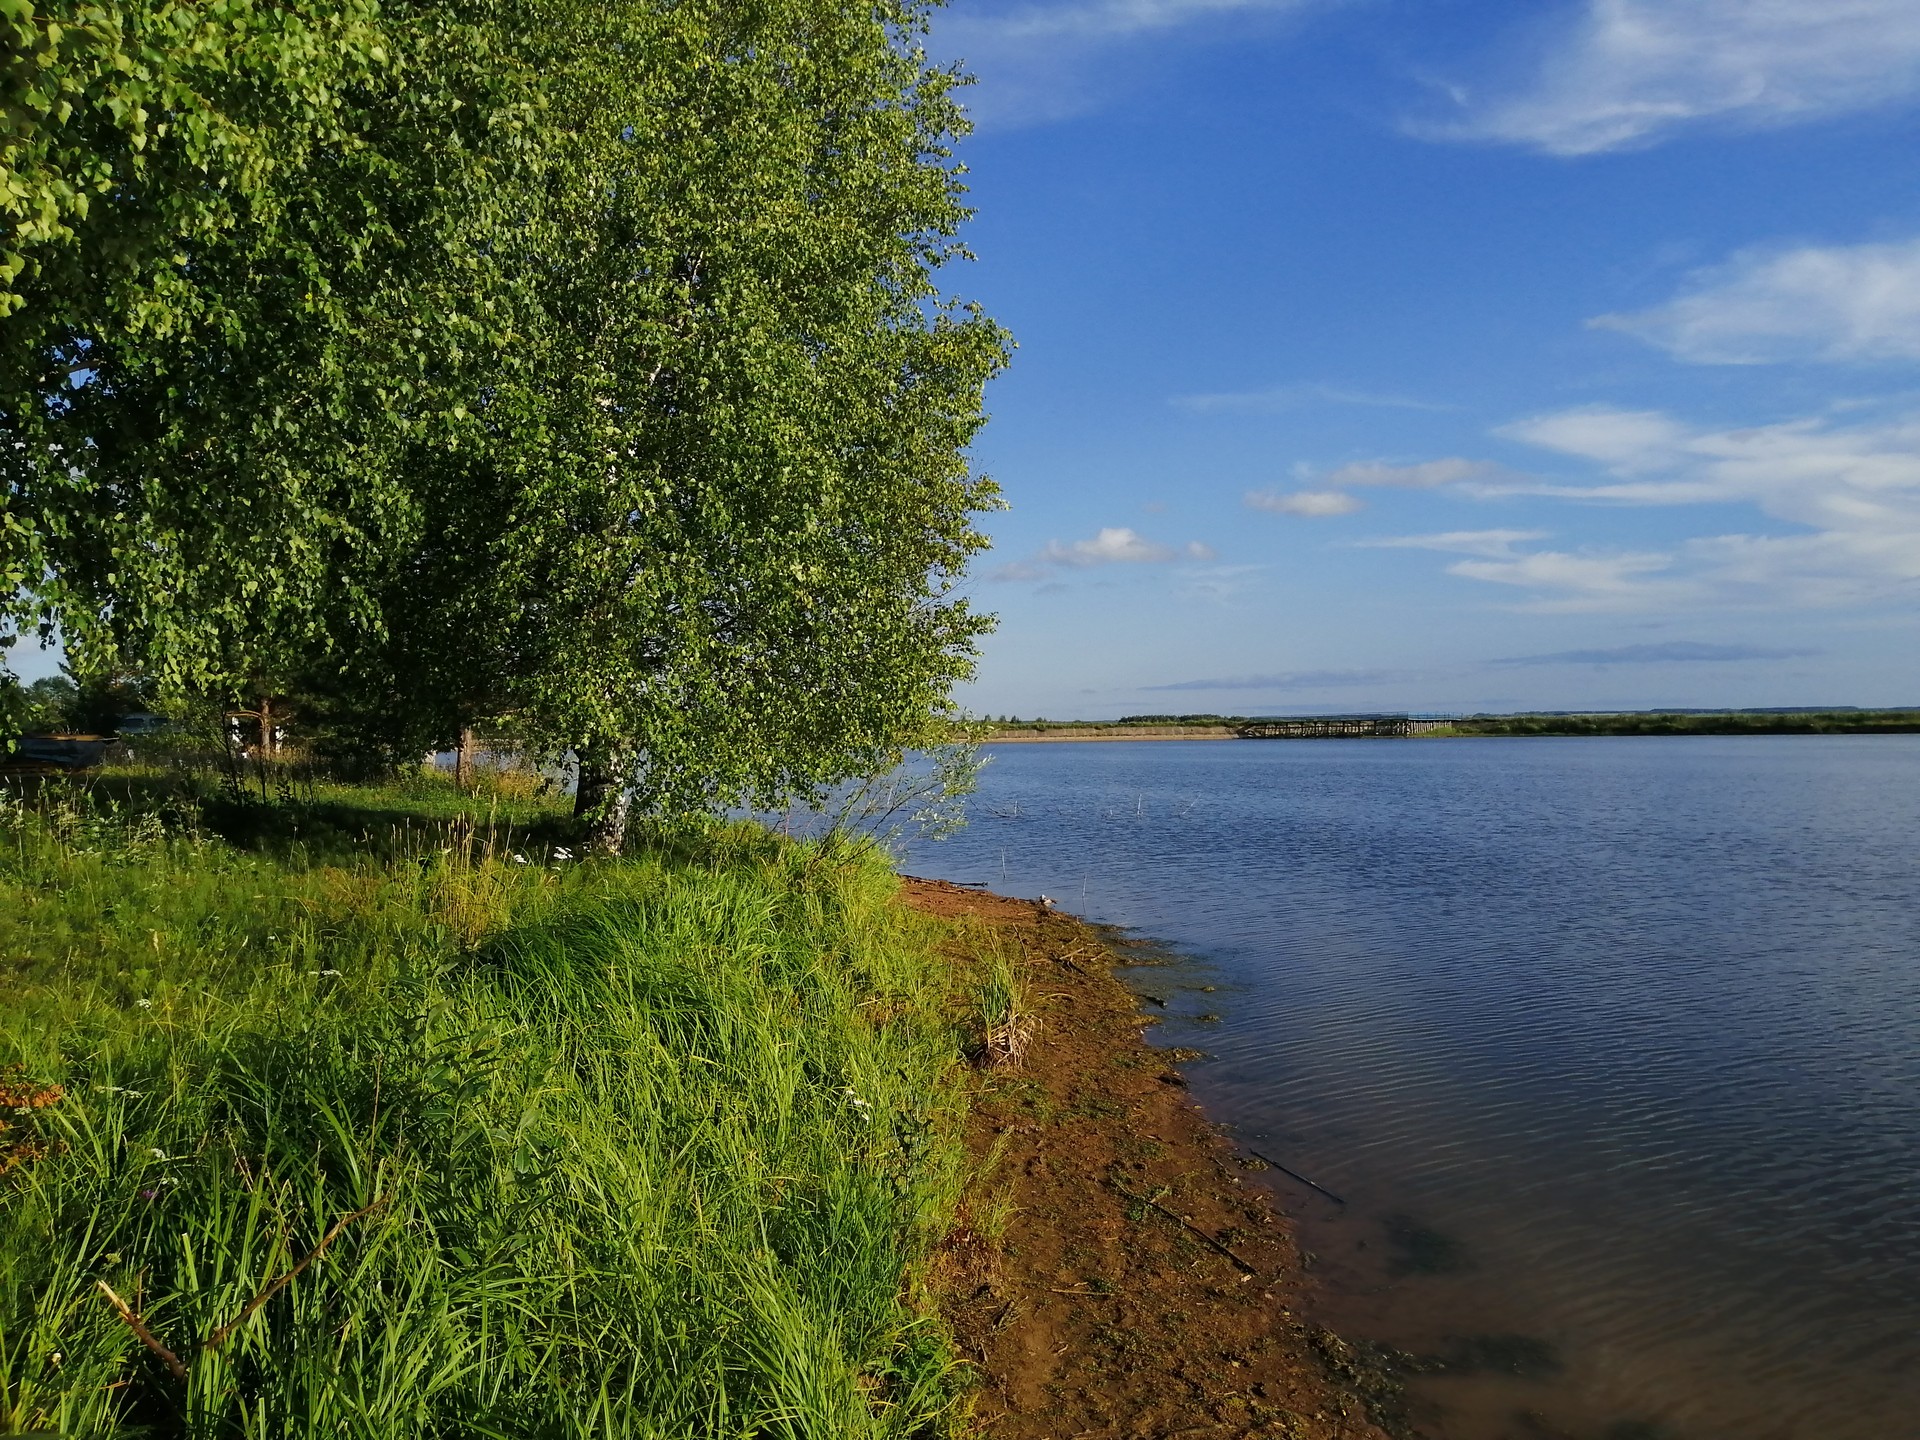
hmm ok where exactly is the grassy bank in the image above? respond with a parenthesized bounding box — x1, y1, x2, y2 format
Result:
(0, 776, 1012, 1437)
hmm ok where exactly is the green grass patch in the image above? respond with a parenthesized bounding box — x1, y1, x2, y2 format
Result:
(0, 782, 991, 1437)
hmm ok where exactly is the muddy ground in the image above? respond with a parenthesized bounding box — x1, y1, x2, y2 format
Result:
(902, 877, 1392, 1440)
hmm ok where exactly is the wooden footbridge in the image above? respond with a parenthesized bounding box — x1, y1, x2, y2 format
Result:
(1236, 715, 1455, 739)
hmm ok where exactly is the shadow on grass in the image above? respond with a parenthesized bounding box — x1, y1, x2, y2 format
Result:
(9, 768, 576, 864)
(6, 766, 812, 873)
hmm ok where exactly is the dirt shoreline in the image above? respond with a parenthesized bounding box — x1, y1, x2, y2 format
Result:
(902, 877, 1391, 1440)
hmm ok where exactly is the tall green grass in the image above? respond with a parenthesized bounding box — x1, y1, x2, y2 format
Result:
(0, 786, 986, 1437)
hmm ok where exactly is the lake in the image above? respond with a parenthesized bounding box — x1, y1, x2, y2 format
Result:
(902, 737, 1920, 1440)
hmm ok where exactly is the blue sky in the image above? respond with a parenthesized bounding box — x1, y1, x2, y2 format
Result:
(934, 0, 1920, 718)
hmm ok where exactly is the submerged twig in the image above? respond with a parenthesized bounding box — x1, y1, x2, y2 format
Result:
(1244, 1148, 1346, 1206)
(1143, 1197, 1260, 1277)
(1114, 1180, 1260, 1276)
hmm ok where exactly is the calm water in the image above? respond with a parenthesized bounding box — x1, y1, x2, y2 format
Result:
(902, 738, 1920, 1440)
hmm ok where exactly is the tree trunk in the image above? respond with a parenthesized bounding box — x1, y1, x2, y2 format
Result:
(455, 726, 476, 790)
(573, 741, 633, 855)
(258, 696, 274, 758)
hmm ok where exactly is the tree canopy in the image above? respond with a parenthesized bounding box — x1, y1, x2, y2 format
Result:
(2, 0, 1005, 844)
(2, 0, 528, 685)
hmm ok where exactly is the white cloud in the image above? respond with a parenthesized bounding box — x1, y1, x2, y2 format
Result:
(1148, 667, 1393, 692)
(1497, 408, 1691, 471)
(1359, 529, 1553, 559)
(1401, 404, 1920, 610)
(1243, 459, 1527, 517)
(1434, 0, 1920, 155)
(1042, 527, 1214, 565)
(950, 0, 1305, 44)
(1593, 237, 1920, 363)
(1494, 640, 1817, 665)
(1174, 383, 1452, 414)
(1321, 457, 1514, 489)
(1176, 562, 1270, 604)
(1447, 548, 1692, 608)
(936, 0, 1321, 124)
(1501, 406, 1920, 523)
(992, 526, 1217, 581)
(989, 560, 1052, 583)
(1245, 488, 1366, 517)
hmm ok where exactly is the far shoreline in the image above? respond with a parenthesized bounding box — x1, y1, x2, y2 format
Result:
(984, 726, 1238, 743)
(981, 710, 1920, 743)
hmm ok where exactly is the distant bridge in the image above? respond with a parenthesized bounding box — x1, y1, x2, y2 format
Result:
(1236, 714, 1456, 739)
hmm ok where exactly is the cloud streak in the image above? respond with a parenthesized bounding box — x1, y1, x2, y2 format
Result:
(1245, 458, 1526, 519)
(948, 0, 1308, 44)
(1364, 404, 1920, 611)
(1245, 488, 1365, 517)
(1430, 0, 1920, 155)
(1492, 641, 1818, 666)
(1147, 668, 1392, 692)
(1174, 382, 1453, 414)
(1593, 237, 1920, 364)
(991, 526, 1217, 582)
(1321, 457, 1518, 489)
(1358, 529, 1552, 558)
(936, 0, 1323, 124)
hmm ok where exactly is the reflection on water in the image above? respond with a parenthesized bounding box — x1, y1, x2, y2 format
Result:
(903, 737, 1920, 1440)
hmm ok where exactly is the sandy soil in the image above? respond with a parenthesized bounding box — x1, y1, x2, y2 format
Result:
(902, 878, 1391, 1440)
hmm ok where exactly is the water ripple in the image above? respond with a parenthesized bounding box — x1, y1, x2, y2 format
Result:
(908, 736, 1920, 1440)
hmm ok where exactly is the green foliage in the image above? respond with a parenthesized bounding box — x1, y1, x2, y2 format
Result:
(0, 788, 983, 1436)
(792, 731, 990, 860)
(355, 0, 1008, 826)
(3, 0, 536, 688)
(6, 0, 1007, 842)
(0, 0, 380, 314)
(1, 674, 76, 733)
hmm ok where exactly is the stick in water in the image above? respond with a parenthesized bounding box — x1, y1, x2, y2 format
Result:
(1245, 1148, 1346, 1206)
(1143, 1196, 1261, 1277)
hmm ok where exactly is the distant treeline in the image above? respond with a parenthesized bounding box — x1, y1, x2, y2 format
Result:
(1448, 710, 1920, 737)
(985, 710, 1920, 737)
